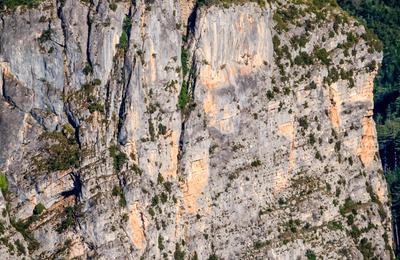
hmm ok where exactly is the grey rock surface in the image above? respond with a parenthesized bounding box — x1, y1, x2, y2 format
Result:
(0, 0, 393, 259)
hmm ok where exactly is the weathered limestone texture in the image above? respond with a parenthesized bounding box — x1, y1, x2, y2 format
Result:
(0, 0, 393, 259)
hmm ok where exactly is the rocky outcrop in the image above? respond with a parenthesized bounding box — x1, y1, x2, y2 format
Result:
(0, 0, 393, 259)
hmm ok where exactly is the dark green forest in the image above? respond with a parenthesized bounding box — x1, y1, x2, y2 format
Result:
(337, 0, 400, 254)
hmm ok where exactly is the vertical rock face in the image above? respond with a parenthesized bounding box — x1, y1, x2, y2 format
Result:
(0, 0, 393, 259)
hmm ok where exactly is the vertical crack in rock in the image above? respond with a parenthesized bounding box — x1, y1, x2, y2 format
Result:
(117, 4, 135, 144)
(56, 0, 68, 86)
(187, 1, 198, 34)
(0, 16, 4, 29)
(1, 73, 15, 108)
(86, 1, 93, 71)
(57, 0, 81, 146)
(177, 5, 199, 163)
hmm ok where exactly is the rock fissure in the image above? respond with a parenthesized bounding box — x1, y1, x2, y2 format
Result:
(0, 1, 394, 259)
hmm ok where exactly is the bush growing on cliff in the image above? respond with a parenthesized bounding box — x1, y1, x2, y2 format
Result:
(179, 45, 190, 110)
(36, 132, 80, 172)
(118, 16, 131, 51)
(197, 0, 265, 8)
(109, 145, 128, 172)
(38, 28, 52, 44)
(33, 203, 45, 216)
(294, 52, 313, 66)
(305, 249, 316, 260)
(14, 239, 26, 256)
(273, 12, 288, 32)
(174, 243, 185, 260)
(251, 159, 262, 167)
(0, 173, 8, 195)
(358, 238, 374, 259)
(178, 80, 189, 110)
(313, 47, 331, 65)
(181, 48, 189, 77)
(112, 185, 127, 207)
(298, 116, 309, 129)
(56, 206, 75, 233)
(339, 197, 357, 215)
(88, 102, 104, 114)
(119, 31, 128, 51)
(10, 218, 39, 251)
(1, 0, 41, 9)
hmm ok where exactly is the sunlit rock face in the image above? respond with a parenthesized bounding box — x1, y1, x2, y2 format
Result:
(0, 0, 393, 259)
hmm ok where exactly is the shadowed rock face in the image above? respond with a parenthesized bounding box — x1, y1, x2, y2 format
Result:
(0, 0, 393, 259)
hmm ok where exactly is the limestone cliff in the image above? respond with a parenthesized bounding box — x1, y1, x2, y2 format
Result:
(0, 0, 393, 259)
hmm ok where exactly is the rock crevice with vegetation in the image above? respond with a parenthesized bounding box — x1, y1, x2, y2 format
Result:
(0, 0, 393, 258)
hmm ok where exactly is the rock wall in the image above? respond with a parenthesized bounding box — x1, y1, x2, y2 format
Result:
(0, 0, 393, 259)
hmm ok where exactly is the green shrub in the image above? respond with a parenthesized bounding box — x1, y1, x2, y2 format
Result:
(122, 16, 132, 34)
(273, 35, 281, 48)
(324, 67, 340, 85)
(33, 203, 45, 216)
(1, 0, 42, 9)
(56, 206, 75, 233)
(148, 207, 155, 217)
(178, 80, 189, 110)
(298, 116, 309, 129)
(315, 151, 322, 161)
(148, 118, 155, 141)
(197, 0, 265, 8)
(158, 123, 167, 135)
(158, 235, 165, 251)
(38, 132, 80, 171)
(109, 2, 117, 11)
(334, 141, 341, 152)
(308, 133, 316, 145)
(251, 159, 262, 167)
(117, 16, 131, 51)
(174, 243, 185, 260)
(88, 102, 104, 114)
(181, 47, 189, 77)
(254, 240, 269, 249)
(273, 12, 288, 32)
(112, 186, 126, 207)
(362, 29, 383, 53)
(109, 145, 128, 172)
(112, 186, 122, 196)
(286, 219, 300, 233)
(358, 238, 374, 259)
(119, 31, 128, 50)
(164, 182, 173, 193)
(131, 164, 143, 175)
(266, 90, 274, 100)
(152, 195, 159, 206)
(294, 52, 314, 66)
(339, 197, 356, 215)
(327, 220, 343, 230)
(0, 221, 5, 234)
(15, 239, 26, 256)
(208, 254, 219, 260)
(38, 28, 52, 44)
(313, 47, 331, 65)
(160, 192, 168, 204)
(9, 217, 39, 251)
(305, 249, 316, 260)
(82, 63, 93, 75)
(0, 173, 8, 195)
(290, 34, 309, 49)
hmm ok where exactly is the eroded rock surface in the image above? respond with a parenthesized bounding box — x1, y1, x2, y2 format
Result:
(0, 0, 393, 259)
